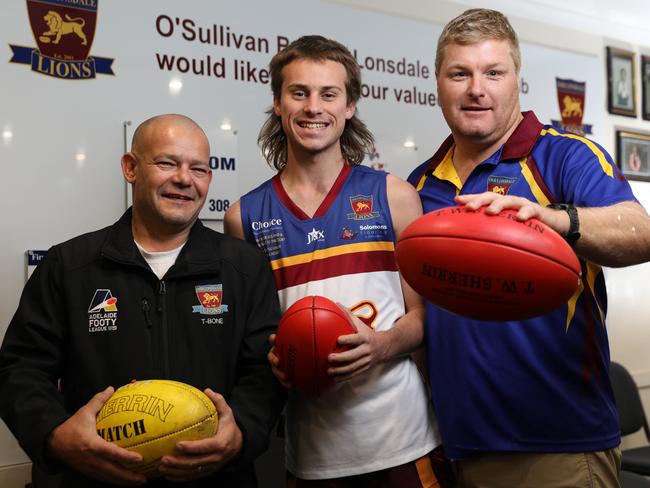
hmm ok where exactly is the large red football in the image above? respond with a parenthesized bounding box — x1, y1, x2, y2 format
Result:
(396, 206, 582, 321)
(274, 296, 356, 395)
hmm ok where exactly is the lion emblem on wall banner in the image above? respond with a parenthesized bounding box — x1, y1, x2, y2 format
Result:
(8, 0, 113, 79)
(551, 78, 592, 136)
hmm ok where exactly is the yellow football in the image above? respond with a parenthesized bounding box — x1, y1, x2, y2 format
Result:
(96, 379, 218, 477)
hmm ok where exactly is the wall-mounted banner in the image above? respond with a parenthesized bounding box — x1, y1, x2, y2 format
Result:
(551, 78, 593, 136)
(9, 0, 114, 79)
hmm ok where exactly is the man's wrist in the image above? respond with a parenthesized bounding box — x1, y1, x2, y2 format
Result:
(548, 203, 581, 246)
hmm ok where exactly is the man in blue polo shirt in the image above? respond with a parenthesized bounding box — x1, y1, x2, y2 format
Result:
(409, 8, 650, 487)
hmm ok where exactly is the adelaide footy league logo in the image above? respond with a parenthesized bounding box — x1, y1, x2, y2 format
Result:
(193, 284, 229, 315)
(9, 0, 114, 80)
(347, 195, 380, 220)
(88, 288, 118, 332)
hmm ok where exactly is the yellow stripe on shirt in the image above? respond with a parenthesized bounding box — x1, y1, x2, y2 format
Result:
(415, 145, 456, 191)
(540, 128, 614, 177)
(269, 241, 395, 270)
(519, 157, 551, 207)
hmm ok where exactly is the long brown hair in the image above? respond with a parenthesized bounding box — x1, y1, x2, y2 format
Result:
(258, 35, 374, 170)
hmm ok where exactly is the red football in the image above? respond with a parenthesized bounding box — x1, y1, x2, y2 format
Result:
(274, 296, 356, 395)
(396, 206, 582, 321)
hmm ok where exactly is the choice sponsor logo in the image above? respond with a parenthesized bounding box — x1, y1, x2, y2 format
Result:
(251, 218, 282, 231)
(9, 0, 114, 80)
(88, 288, 118, 333)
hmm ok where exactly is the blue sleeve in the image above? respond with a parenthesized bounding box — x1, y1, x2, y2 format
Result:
(545, 136, 637, 207)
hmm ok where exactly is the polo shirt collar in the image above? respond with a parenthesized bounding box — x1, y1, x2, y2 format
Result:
(425, 111, 544, 173)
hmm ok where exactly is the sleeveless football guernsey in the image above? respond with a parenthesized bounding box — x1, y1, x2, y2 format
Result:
(240, 164, 439, 478)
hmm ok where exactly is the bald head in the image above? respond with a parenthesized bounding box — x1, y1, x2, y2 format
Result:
(121, 114, 212, 248)
(131, 114, 208, 155)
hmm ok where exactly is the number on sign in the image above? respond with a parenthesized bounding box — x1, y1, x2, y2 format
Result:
(208, 199, 230, 212)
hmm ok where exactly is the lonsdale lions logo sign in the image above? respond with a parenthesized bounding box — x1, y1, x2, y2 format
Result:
(550, 78, 592, 136)
(9, 0, 114, 80)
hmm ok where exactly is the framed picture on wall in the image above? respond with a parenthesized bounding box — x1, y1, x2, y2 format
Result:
(607, 47, 637, 117)
(642, 55, 650, 121)
(616, 130, 650, 181)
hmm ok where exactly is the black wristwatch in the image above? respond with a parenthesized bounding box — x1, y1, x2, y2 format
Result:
(548, 203, 581, 246)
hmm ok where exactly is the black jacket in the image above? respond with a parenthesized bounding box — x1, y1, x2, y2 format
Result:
(0, 209, 286, 487)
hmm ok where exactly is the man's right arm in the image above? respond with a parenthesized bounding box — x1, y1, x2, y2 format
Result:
(0, 249, 145, 485)
(46, 387, 146, 485)
(224, 201, 245, 239)
(0, 248, 71, 467)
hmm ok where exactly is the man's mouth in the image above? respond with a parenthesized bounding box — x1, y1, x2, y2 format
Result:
(298, 121, 329, 129)
(462, 106, 490, 112)
(163, 193, 193, 201)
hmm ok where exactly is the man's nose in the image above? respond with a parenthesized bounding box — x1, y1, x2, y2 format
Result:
(172, 165, 192, 185)
(304, 94, 322, 114)
(467, 76, 486, 98)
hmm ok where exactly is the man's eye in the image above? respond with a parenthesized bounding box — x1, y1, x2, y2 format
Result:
(156, 161, 175, 168)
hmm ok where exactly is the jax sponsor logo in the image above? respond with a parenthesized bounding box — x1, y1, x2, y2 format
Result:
(9, 0, 114, 80)
(487, 176, 517, 195)
(307, 227, 325, 245)
(193, 284, 229, 315)
(88, 288, 118, 332)
(347, 195, 380, 220)
(251, 218, 282, 232)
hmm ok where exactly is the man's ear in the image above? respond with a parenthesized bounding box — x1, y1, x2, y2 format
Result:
(273, 96, 282, 117)
(345, 100, 356, 120)
(121, 152, 137, 184)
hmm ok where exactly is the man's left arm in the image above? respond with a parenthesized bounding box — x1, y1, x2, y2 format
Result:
(457, 194, 650, 268)
(157, 389, 243, 482)
(330, 175, 425, 380)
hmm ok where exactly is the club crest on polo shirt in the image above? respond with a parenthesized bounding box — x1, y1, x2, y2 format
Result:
(487, 176, 517, 195)
(347, 195, 380, 220)
(193, 284, 229, 315)
(88, 289, 118, 333)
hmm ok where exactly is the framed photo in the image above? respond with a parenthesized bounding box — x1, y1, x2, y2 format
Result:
(616, 130, 650, 181)
(607, 47, 637, 117)
(642, 55, 650, 121)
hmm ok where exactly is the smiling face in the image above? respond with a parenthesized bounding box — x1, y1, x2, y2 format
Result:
(122, 116, 211, 239)
(437, 39, 522, 150)
(273, 59, 356, 164)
